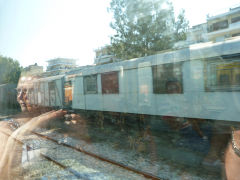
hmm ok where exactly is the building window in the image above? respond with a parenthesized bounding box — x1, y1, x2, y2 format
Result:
(232, 33, 240, 37)
(152, 63, 183, 94)
(209, 20, 228, 32)
(84, 74, 98, 94)
(101, 71, 119, 94)
(205, 58, 240, 91)
(231, 16, 240, 24)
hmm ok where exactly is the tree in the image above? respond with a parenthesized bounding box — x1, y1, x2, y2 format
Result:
(109, 0, 189, 60)
(0, 55, 22, 84)
(174, 9, 189, 42)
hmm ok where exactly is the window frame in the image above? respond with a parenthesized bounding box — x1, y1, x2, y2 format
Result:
(204, 57, 240, 92)
(64, 80, 73, 107)
(101, 71, 119, 94)
(152, 62, 183, 94)
(83, 74, 98, 94)
(231, 16, 240, 24)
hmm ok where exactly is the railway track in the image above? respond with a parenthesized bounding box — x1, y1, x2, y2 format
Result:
(0, 130, 87, 179)
(32, 131, 161, 180)
(0, 127, 161, 180)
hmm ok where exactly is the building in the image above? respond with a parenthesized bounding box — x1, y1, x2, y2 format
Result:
(207, 5, 240, 42)
(186, 23, 208, 44)
(21, 63, 43, 77)
(174, 4, 240, 49)
(46, 58, 77, 75)
(94, 46, 120, 65)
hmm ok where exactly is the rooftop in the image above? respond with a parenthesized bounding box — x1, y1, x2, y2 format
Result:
(46, 58, 77, 62)
(207, 4, 240, 21)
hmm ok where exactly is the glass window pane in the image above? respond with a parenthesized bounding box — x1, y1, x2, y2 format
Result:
(101, 71, 119, 94)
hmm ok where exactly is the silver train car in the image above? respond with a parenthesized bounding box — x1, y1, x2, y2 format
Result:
(18, 37, 240, 122)
(0, 83, 18, 111)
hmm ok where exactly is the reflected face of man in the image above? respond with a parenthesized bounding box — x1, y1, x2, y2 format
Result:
(17, 89, 28, 112)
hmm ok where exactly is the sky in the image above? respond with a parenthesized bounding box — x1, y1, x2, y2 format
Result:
(0, 0, 240, 68)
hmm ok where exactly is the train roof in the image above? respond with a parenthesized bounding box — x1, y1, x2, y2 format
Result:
(17, 74, 64, 89)
(68, 37, 240, 77)
(20, 36, 240, 85)
(32, 74, 64, 83)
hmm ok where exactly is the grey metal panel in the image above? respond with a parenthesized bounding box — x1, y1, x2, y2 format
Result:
(149, 91, 240, 122)
(85, 95, 103, 111)
(122, 69, 138, 93)
(137, 63, 155, 115)
(72, 76, 85, 109)
(102, 94, 125, 112)
(122, 69, 139, 113)
(154, 94, 189, 117)
(55, 79, 63, 107)
(97, 74, 102, 94)
(183, 60, 205, 92)
(197, 92, 240, 121)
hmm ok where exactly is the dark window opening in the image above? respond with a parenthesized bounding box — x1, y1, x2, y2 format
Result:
(232, 33, 240, 37)
(231, 16, 240, 23)
(235, 74, 240, 84)
(152, 63, 183, 94)
(101, 71, 119, 94)
(209, 20, 228, 32)
(218, 74, 230, 86)
(205, 60, 240, 91)
(64, 81, 72, 107)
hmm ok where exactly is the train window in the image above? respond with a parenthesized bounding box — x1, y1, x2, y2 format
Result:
(48, 82, 56, 106)
(83, 74, 97, 94)
(205, 59, 240, 91)
(101, 71, 119, 94)
(152, 63, 183, 94)
(235, 74, 240, 84)
(64, 81, 72, 107)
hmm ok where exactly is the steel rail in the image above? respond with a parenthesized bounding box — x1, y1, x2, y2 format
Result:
(0, 130, 86, 179)
(32, 131, 161, 180)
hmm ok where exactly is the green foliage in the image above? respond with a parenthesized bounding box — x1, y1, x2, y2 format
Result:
(0, 55, 22, 84)
(109, 0, 189, 60)
(174, 9, 189, 42)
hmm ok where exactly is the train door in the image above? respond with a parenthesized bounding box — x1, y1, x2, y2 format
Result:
(64, 80, 73, 108)
(44, 82, 49, 107)
(48, 81, 56, 107)
(33, 82, 38, 106)
(28, 88, 34, 105)
(40, 82, 45, 106)
(37, 83, 42, 105)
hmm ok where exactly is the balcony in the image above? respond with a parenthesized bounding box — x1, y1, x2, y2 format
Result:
(207, 21, 240, 41)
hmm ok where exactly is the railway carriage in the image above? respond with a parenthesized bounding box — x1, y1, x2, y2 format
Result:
(19, 37, 240, 122)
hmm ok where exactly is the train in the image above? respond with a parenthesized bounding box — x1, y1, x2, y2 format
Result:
(17, 37, 240, 122)
(0, 83, 19, 112)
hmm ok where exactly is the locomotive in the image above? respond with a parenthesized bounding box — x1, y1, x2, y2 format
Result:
(17, 37, 240, 123)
